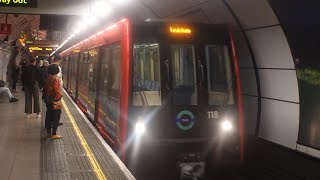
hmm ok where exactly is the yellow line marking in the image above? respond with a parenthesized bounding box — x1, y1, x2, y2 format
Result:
(62, 99, 107, 180)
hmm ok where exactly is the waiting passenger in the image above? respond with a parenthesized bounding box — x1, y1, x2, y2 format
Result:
(24, 58, 41, 119)
(0, 80, 19, 102)
(48, 55, 64, 126)
(44, 64, 63, 139)
(39, 60, 49, 90)
(49, 55, 63, 87)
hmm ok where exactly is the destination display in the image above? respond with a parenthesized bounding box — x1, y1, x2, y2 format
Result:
(0, 0, 37, 8)
(169, 26, 192, 34)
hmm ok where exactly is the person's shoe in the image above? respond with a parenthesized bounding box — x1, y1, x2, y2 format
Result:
(9, 97, 19, 102)
(58, 122, 63, 126)
(25, 114, 30, 119)
(51, 135, 63, 139)
(36, 114, 41, 118)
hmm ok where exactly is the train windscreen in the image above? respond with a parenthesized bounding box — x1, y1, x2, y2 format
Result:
(132, 43, 161, 106)
(206, 45, 234, 105)
(171, 45, 197, 105)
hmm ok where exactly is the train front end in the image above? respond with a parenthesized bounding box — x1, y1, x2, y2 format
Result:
(127, 23, 242, 179)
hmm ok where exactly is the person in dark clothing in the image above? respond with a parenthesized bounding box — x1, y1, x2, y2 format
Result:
(20, 61, 27, 91)
(24, 58, 41, 118)
(39, 60, 49, 90)
(11, 64, 20, 92)
(44, 64, 63, 139)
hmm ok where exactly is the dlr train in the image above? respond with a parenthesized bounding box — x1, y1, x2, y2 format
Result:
(60, 18, 244, 179)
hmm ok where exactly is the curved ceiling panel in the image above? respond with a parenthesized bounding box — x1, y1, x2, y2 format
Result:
(141, 0, 208, 18)
(226, 0, 279, 29)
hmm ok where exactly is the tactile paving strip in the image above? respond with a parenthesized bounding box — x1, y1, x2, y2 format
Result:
(40, 91, 131, 180)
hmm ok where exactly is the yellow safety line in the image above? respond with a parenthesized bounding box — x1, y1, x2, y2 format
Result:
(61, 99, 107, 180)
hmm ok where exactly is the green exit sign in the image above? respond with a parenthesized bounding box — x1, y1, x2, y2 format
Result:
(0, 0, 37, 8)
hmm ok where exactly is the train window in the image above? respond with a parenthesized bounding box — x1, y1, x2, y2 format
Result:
(171, 45, 197, 105)
(132, 43, 161, 106)
(79, 52, 89, 86)
(70, 53, 79, 96)
(62, 56, 68, 87)
(206, 45, 234, 105)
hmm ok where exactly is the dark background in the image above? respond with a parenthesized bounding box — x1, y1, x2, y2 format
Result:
(268, 0, 320, 149)
(268, 0, 320, 67)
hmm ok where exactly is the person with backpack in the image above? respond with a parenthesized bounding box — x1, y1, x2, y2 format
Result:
(24, 58, 41, 119)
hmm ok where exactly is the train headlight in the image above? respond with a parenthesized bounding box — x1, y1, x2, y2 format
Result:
(135, 121, 146, 135)
(221, 118, 233, 132)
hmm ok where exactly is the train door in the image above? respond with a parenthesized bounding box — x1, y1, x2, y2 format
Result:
(70, 53, 79, 99)
(67, 55, 72, 91)
(161, 42, 235, 139)
(170, 45, 197, 106)
(203, 45, 235, 107)
(77, 49, 99, 121)
(198, 44, 236, 138)
(62, 56, 68, 88)
(97, 43, 121, 141)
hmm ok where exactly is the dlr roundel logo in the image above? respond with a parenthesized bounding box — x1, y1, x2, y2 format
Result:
(176, 110, 196, 131)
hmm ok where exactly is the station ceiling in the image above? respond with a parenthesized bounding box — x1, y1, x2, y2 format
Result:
(0, 0, 278, 52)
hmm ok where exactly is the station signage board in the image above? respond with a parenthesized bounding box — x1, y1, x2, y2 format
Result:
(25, 40, 58, 47)
(0, 23, 12, 34)
(29, 46, 54, 52)
(0, 0, 37, 8)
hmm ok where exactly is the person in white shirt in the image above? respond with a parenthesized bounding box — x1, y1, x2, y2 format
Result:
(0, 82, 19, 102)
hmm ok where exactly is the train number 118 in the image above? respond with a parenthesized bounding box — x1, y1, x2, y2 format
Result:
(207, 111, 219, 119)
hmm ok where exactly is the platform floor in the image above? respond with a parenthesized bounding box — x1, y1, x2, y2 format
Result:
(0, 87, 135, 180)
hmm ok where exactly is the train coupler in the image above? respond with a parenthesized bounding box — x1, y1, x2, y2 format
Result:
(177, 153, 205, 180)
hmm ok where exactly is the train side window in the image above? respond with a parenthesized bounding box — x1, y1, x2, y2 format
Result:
(206, 45, 235, 105)
(132, 43, 161, 106)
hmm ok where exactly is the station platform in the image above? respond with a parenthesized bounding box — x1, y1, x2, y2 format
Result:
(0, 87, 135, 180)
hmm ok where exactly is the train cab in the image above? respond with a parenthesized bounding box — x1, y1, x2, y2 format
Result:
(60, 19, 243, 179)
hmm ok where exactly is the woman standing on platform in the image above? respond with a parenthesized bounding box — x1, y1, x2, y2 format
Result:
(24, 58, 41, 119)
(44, 64, 63, 139)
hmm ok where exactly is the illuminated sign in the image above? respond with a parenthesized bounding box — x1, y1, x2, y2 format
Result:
(25, 40, 34, 44)
(73, 49, 80, 53)
(170, 27, 192, 34)
(45, 48, 53, 51)
(176, 110, 196, 131)
(29, 47, 42, 51)
(0, 0, 37, 8)
(89, 50, 98, 55)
